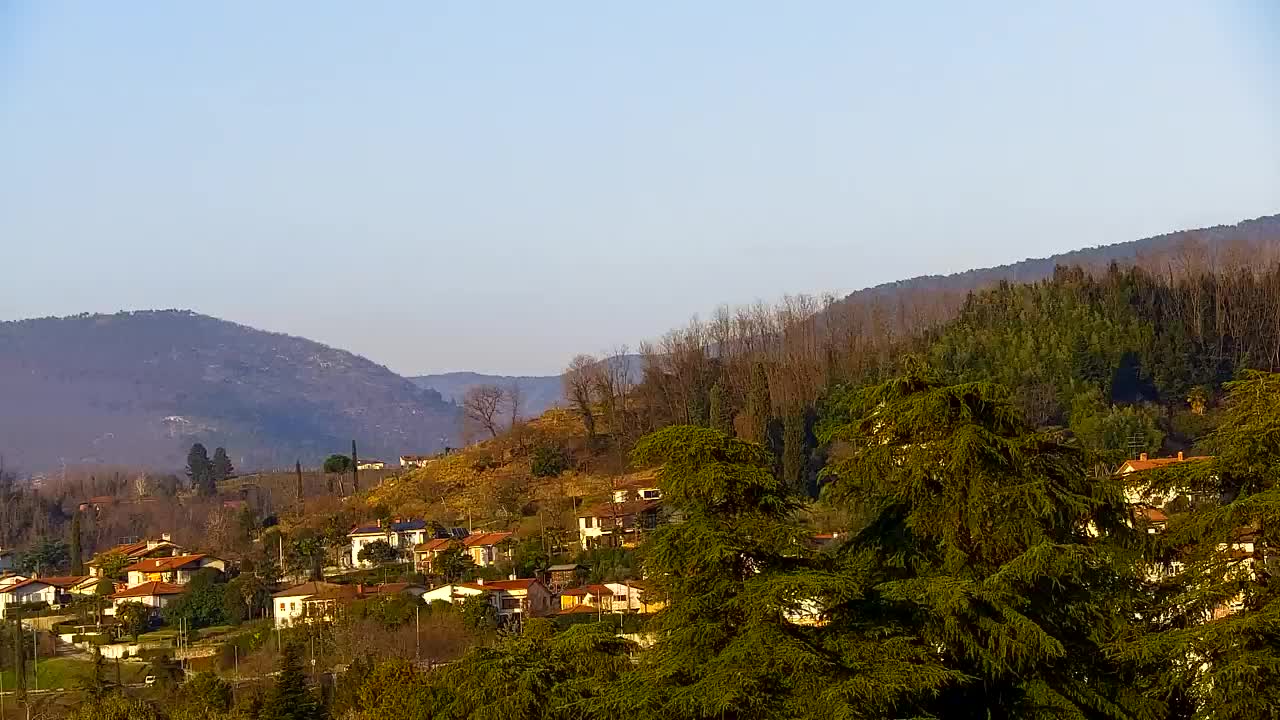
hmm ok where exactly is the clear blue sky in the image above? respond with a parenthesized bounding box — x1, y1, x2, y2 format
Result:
(2, 2, 1277, 375)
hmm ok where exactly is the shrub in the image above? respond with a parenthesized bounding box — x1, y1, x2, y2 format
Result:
(531, 444, 570, 478)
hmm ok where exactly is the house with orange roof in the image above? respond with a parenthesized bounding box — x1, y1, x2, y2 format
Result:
(124, 554, 225, 587)
(108, 581, 186, 614)
(1117, 452, 1213, 507)
(414, 531, 514, 573)
(421, 577, 553, 619)
(86, 535, 187, 579)
(558, 580, 662, 614)
(0, 575, 92, 618)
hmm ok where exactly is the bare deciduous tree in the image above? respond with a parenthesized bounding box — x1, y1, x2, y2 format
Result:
(563, 354, 598, 437)
(462, 384, 506, 439)
(506, 380, 522, 430)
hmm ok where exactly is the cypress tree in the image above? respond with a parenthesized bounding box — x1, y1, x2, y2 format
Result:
(260, 642, 320, 720)
(295, 460, 304, 503)
(708, 381, 731, 434)
(744, 362, 771, 445)
(351, 440, 360, 493)
(211, 447, 235, 483)
(70, 510, 83, 576)
(186, 443, 214, 496)
(820, 372, 1154, 719)
(781, 411, 805, 494)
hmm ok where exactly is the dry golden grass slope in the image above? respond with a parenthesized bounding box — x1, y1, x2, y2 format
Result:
(360, 407, 656, 530)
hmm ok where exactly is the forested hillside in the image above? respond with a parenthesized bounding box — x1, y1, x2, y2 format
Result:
(0, 310, 460, 472)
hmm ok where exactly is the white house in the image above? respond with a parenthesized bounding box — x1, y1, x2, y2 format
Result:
(357, 460, 387, 471)
(124, 554, 226, 587)
(0, 580, 60, 618)
(273, 581, 341, 628)
(349, 519, 430, 568)
(422, 578, 552, 620)
(399, 455, 432, 469)
(577, 499, 662, 551)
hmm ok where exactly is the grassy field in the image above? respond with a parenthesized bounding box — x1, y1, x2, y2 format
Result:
(0, 657, 149, 692)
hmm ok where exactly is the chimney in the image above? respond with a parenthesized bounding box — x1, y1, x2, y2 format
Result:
(476, 578, 484, 585)
(161, 533, 171, 542)
(1139, 453, 1148, 462)
(508, 573, 516, 581)
(356, 583, 363, 594)
(1178, 451, 1184, 461)
(376, 519, 381, 528)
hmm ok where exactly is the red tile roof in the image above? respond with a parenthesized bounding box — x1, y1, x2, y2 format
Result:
(111, 581, 186, 599)
(35, 575, 91, 589)
(456, 578, 543, 593)
(558, 583, 612, 597)
(273, 581, 341, 598)
(124, 554, 212, 574)
(462, 532, 512, 547)
(414, 538, 452, 553)
(1119, 455, 1212, 473)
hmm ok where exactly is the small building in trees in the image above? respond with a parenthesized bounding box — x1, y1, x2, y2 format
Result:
(576, 499, 663, 551)
(546, 564, 582, 592)
(273, 581, 342, 628)
(1116, 451, 1213, 506)
(357, 459, 386, 471)
(422, 577, 553, 620)
(349, 518, 430, 568)
(299, 582, 427, 623)
(399, 455, 433, 468)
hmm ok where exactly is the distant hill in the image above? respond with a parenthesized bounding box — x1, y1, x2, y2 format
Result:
(413, 356, 644, 418)
(412, 372, 565, 416)
(0, 310, 460, 473)
(842, 214, 1280, 303)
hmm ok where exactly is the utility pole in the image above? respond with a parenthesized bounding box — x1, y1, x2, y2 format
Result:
(415, 605, 420, 662)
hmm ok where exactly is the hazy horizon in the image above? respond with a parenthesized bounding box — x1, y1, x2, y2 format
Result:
(3, 2, 1277, 375)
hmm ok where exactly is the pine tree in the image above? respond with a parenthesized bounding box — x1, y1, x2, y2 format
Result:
(186, 443, 215, 495)
(211, 447, 235, 483)
(70, 510, 83, 575)
(261, 642, 321, 720)
(820, 372, 1155, 719)
(1125, 370, 1280, 718)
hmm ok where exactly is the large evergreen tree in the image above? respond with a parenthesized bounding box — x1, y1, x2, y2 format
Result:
(598, 425, 949, 719)
(820, 372, 1155, 719)
(260, 642, 321, 720)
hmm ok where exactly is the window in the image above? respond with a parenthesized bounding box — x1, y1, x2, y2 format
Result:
(584, 517, 593, 529)
(279, 602, 286, 611)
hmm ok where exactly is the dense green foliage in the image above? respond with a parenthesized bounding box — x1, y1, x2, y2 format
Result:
(187, 442, 216, 495)
(323, 453, 353, 474)
(357, 539, 402, 567)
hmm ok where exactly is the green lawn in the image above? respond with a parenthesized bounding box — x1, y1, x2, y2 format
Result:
(0, 657, 148, 692)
